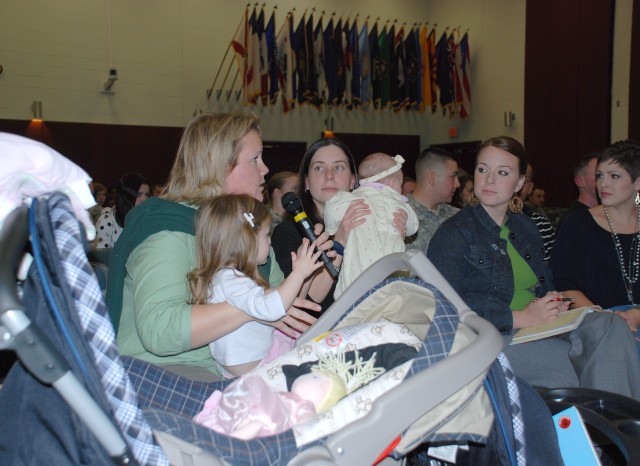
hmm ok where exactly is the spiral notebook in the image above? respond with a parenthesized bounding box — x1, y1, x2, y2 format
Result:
(510, 306, 594, 345)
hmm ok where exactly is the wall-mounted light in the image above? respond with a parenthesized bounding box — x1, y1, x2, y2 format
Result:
(322, 117, 335, 138)
(102, 68, 118, 93)
(504, 111, 515, 127)
(31, 100, 43, 122)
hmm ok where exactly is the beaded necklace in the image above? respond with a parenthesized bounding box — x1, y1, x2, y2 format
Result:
(603, 206, 640, 303)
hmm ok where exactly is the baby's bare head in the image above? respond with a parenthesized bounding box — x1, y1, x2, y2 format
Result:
(359, 153, 403, 192)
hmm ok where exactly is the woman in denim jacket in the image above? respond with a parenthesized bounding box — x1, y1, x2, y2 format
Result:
(428, 136, 640, 400)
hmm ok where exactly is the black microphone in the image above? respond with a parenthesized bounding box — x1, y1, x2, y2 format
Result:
(281, 192, 339, 278)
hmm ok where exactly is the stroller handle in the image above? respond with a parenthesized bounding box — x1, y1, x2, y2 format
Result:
(0, 205, 29, 317)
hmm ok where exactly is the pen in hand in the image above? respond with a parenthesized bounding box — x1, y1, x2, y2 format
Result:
(534, 297, 574, 302)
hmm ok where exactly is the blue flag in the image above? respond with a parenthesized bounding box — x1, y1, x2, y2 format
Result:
(349, 20, 360, 108)
(292, 15, 306, 104)
(359, 21, 371, 108)
(369, 22, 380, 108)
(266, 11, 278, 104)
(334, 18, 345, 107)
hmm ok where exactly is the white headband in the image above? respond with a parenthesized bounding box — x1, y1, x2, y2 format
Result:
(359, 155, 405, 184)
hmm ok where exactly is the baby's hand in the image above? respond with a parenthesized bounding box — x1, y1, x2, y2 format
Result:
(291, 238, 324, 279)
(393, 208, 409, 238)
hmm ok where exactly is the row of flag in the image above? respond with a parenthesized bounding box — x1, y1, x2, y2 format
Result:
(228, 7, 472, 117)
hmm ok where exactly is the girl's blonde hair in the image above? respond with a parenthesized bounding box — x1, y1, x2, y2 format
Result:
(188, 194, 270, 304)
(164, 112, 261, 205)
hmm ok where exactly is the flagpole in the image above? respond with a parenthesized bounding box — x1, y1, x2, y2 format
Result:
(227, 68, 240, 101)
(217, 54, 237, 100)
(207, 6, 248, 100)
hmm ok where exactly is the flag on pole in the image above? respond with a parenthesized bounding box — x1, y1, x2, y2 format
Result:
(395, 25, 409, 111)
(292, 14, 305, 104)
(266, 11, 278, 104)
(276, 13, 293, 111)
(231, 7, 249, 102)
(302, 13, 317, 105)
(387, 23, 398, 109)
(447, 31, 458, 116)
(369, 22, 380, 108)
(349, 19, 360, 108)
(313, 16, 325, 107)
(456, 33, 472, 118)
(257, 8, 269, 105)
(323, 17, 337, 106)
(359, 21, 371, 109)
(342, 19, 352, 107)
(403, 26, 419, 111)
(334, 18, 345, 107)
(418, 25, 430, 112)
(413, 26, 423, 110)
(246, 7, 261, 104)
(426, 27, 438, 113)
(436, 31, 453, 114)
(287, 12, 297, 109)
(377, 24, 390, 109)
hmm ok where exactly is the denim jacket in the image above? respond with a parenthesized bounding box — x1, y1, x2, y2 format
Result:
(427, 204, 553, 333)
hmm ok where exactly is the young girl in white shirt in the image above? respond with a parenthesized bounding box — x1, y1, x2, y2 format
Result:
(188, 194, 323, 377)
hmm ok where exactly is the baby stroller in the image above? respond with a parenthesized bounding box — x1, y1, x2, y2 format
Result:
(0, 191, 567, 466)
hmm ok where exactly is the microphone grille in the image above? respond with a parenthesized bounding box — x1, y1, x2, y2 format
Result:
(281, 192, 302, 213)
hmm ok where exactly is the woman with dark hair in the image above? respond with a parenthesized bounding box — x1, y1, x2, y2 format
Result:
(552, 139, 640, 338)
(94, 172, 150, 248)
(272, 137, 409, 313)
(453, 174, 474, 208)
(428, 136, 640, 399)
(271, 138, 366, 312)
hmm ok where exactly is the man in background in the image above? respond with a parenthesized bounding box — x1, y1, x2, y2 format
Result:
(405, 147, 460, 255)
(401, 176, 416, 195)
(526, 186, 547, 215)
(557, 152, 599, 229)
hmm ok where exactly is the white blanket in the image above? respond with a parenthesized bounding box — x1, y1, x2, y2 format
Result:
(0, 132, 96, 239)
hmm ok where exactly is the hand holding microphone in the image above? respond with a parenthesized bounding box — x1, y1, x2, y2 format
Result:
(281, 192, 339, 279)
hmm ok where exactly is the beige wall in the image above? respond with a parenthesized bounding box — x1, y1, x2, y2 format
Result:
(0, 0, 631, 150)
(611, 0, 633, 142)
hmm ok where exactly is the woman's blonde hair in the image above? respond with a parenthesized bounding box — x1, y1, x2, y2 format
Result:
(164, 112, 261, 205)
(188, 194, 270, 304)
